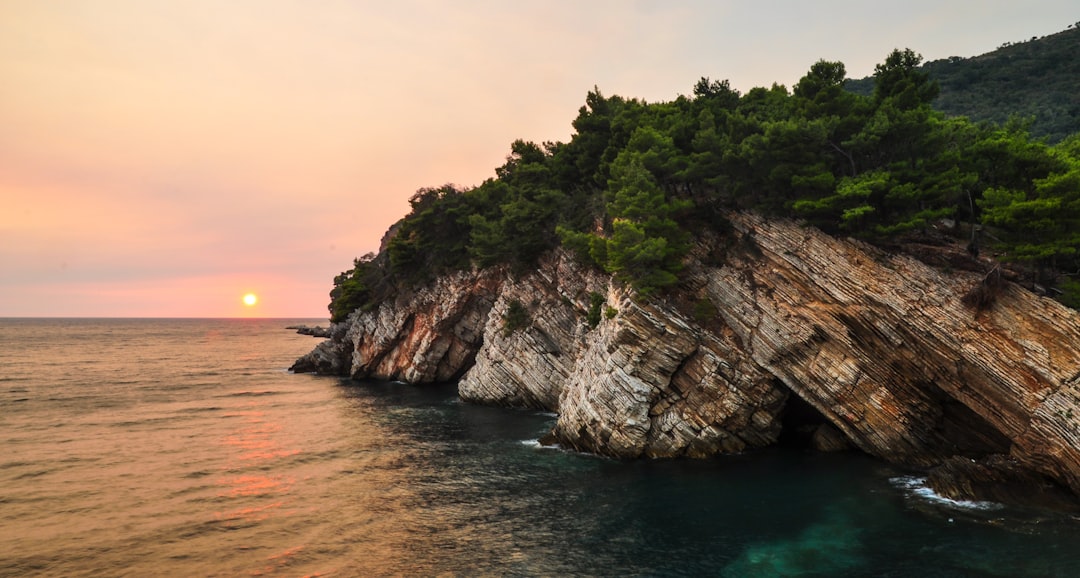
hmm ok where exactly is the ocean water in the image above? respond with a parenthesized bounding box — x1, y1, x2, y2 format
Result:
(1, 318, 1078, 577)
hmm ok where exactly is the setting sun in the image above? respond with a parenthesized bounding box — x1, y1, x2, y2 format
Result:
(242, 293, 258, 306)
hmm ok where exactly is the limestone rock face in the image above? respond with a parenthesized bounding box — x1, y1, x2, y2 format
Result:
(551, 289, 787, 458)
(295, 213, 1080, 500)
(454, 252, 788, 458)
(290, 269, 503, 382)
(457, 253, 599, 410)
(703, 213, 1080, 496)
(347, 269, 503, 383)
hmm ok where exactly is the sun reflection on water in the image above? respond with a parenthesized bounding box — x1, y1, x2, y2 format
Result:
(211, 398, 305, 536)
(217, 474, 293, 497)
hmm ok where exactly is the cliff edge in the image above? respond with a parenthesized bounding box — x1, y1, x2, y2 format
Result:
(293, 213, 1080, 507)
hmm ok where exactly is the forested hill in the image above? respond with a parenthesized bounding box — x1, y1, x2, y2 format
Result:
(328, 45, 1080, 324)
(846, 24, 1080, 142)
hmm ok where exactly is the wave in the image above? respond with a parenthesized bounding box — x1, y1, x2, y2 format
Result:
(217, 390, 282, 398)
(890, 475, 1005, 511)
(177, 405, 224, 413)
(518, 439, 614, 461)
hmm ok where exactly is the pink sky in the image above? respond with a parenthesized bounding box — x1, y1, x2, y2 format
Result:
(2, 1, 1076, 318)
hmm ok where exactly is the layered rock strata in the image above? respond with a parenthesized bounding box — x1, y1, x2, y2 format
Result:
(292, 213, 1080, 501)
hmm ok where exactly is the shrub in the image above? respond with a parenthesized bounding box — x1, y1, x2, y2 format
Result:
(692, 298, 718, 324)
(502, 299, 531, 336)
(586, 292, 605, 329)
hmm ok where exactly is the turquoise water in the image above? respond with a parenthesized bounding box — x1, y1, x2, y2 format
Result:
(1, 319, 1077, 576)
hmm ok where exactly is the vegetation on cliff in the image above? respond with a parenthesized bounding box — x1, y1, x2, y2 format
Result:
(329, 29, 1080, 322)
(846, 24, 1080, 143)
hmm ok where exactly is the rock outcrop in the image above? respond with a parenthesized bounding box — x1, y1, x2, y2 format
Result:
(293, 212, 1080, 504)
(287, 324, 332, 338)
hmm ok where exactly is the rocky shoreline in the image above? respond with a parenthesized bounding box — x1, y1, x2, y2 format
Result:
(286, 324, 332, 338)
(293, 213, 1080, 509)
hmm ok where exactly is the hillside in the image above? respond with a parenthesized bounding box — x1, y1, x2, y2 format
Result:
(846, 24, 1080, 142)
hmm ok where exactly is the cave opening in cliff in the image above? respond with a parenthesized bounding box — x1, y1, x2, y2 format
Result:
(775, 388, 850, 451)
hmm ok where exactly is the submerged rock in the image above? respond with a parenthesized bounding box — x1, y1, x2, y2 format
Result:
(287, 325, 332, 338)
(295, 212, 1080, 503)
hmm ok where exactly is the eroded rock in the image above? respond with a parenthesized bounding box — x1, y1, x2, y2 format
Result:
(296, 212, 1080, 502)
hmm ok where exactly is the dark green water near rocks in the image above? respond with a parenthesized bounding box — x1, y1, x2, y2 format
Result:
(336, 382, 1080, 577)
(2, 318, 1077, 576)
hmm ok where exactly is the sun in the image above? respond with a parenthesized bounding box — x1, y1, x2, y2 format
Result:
(242, 293, 258, 306)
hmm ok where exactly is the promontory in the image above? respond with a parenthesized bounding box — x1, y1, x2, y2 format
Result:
(294, 37, 1080, 508)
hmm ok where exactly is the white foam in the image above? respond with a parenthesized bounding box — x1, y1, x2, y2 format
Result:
(891, 476, 1005, 511)
(520, 439, 561, 450)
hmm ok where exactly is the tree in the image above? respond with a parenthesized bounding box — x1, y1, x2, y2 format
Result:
(682, 108, 735, 201)
(980, 166, 1080, 280)
(732, 116, 835, 213)
(387, 184, 473, 280)
(794, 60, 849, 114)
(793, 170, 887, 233)
(599, 157, 692, 296)
(873, 48, 939, 109)
(567, 88, 621, 190)
(693, 77, 741, 110)
(328, 253, 384, 322)
(793, 60, 871, 177)
(468, 142, 567, 269)
(605, 219, 680, 296)
(613, 126, 684, 190)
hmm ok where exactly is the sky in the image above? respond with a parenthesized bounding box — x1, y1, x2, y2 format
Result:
(2, 1, 1077, 318)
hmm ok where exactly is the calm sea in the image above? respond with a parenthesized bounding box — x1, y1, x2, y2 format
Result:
(1, 318, 1078, 577)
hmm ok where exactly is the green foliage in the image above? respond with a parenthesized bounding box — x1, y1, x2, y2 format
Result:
(979, 162, 1080, 275)
(328, 253, 383, 323)
(692, 298, 718, 324)
(598, 158, 692, 297)
(468, 141, 569, 270)
(794, 171, 885, 233)
(323, 32, 1080, 316)
(605, 219, 680, 297)
(1058, 278, 1080, 310)
(586, 292, 605, 329)
(604, 306, 619, 320)
(848, 27, 1080, 143)
(873, 49, 939, 109)
(502, 299, 531, 336)
(386, 185, 474, 282)
(556, 225, 596, 265)
(693, 77, 741, 108)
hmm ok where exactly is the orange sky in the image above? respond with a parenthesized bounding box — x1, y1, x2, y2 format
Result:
(2, 1, 1076, 318)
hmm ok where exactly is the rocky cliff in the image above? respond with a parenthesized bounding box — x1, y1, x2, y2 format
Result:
(293, 213, 1080, 506)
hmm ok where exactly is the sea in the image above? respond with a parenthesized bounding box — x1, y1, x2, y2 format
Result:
(2, 318, 1078, 577)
